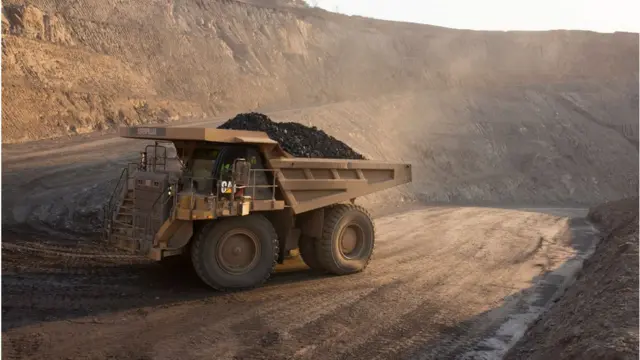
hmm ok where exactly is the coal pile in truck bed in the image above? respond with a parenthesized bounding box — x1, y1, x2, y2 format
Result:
(218, 112, 365, 159)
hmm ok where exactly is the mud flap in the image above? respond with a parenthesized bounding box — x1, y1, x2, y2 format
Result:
(266, 208, 296, 263)
(155, 219, 194, 250)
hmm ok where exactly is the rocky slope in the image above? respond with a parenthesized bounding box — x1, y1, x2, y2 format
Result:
(2, 0, 637, 144)
(505, 197, 639, 360)
(267, 86, 639, 206)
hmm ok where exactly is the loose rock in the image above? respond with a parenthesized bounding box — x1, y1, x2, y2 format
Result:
(218, 112, 365, 159)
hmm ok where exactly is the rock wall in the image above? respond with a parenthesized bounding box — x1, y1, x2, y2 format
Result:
(2, 0, 637, 143)
(505, 197, 639, 360)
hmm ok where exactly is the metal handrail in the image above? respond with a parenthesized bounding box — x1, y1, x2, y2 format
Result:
(140, 190, 172, 247)
(102, 147, 176, 248)
(102, 167, 128, 240)
(144, 143, 168, 172)
(175, 168, 279, 200)
(106, 168, 127, 212)
(102, 162, 139, 241)
(245, 168, 278, 200)
(102, 163, 281, 249)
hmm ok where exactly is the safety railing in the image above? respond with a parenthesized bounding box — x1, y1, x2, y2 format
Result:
(102, 167, 128, 241)
(101, 162, 141, 242)
(102, 142, 173, 250)
(138, 190, 174, 250)
(236, 168, 279, 201)
(163, 169, 278, 217)
(175, 168, 278, 200)
(143, 143, 169, 172)
(102, 160, 281, 251)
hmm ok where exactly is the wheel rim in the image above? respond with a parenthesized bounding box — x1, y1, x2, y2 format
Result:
(339, 223, 365, 259)
(216, 229, 261, 275)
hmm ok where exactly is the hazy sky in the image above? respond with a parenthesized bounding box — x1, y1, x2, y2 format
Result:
(309, 0, 640, 33)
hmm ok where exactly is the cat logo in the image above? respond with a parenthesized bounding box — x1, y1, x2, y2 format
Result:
(220, 181, 234, 194)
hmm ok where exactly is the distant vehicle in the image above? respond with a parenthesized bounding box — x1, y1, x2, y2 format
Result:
(103, 126, 412, 291)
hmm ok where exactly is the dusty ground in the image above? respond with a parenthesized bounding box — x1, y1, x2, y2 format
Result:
(505, 197, 639, 360)
(2, 204, 599, 360)
(0, 109, 611, 359)
(1, 109, 608, 359)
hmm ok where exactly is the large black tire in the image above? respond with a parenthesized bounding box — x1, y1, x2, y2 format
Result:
(317, 204, 375, 275)
(298, 236, 325, 272)
(191, 215, 279, 291)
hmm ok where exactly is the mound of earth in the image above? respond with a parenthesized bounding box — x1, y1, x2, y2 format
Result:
(236, 0, 309, 8)
(1, 0, 637, 143)
(505, 197, 639, 360)
(218, 112, 365, 159)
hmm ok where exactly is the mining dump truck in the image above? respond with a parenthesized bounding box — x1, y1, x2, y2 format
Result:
(103, 126, 412, 291)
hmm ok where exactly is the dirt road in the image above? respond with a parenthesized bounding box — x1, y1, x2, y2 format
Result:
(1, 109, 604, 360)
(2, 203, 598, 360)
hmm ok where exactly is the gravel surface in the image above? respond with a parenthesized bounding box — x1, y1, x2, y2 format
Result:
(2, 206, 588, 360)
(504, 197, 639, 360)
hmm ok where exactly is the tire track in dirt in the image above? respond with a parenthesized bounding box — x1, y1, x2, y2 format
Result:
(1, 206, 585, 360)
(0, 105, 599, 359)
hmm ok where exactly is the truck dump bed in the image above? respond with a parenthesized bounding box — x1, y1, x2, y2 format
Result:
(268, 157, 412, 214)
(118, 125, 412, 215)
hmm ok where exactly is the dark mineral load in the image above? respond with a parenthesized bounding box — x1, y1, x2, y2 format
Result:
(217, 112, 365, 160)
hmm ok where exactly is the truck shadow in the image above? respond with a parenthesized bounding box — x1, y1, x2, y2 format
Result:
(1, 250, 331, 331)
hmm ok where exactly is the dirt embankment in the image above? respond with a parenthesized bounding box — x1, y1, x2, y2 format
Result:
(505, 197, 639, 360)
(269, 87, 639, 208)
(2, 84, 639, 233)
(1, 0, 638, 143)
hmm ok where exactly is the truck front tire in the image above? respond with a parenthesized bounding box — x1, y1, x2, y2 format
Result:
(317, 204, 375, 275)
(191, 215, 279, 291)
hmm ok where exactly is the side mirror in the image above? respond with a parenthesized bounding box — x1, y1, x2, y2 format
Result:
(232, 158, 251, 186)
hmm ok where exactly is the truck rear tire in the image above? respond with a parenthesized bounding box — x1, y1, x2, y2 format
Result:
(317, 204, 375, 275)
(191, 215, 279, 291)
(298, 236, 325, 272)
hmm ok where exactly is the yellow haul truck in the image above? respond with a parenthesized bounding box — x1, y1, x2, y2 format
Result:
(103, 126, 412, 291)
